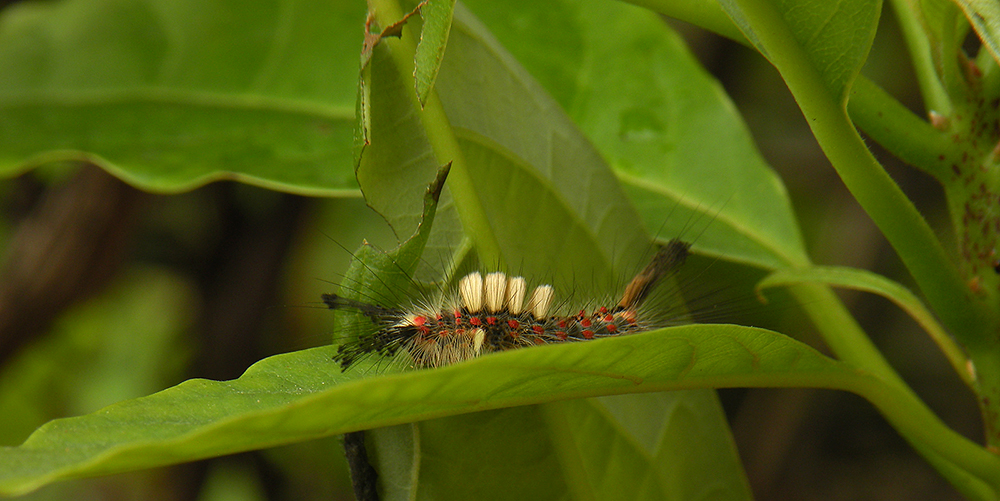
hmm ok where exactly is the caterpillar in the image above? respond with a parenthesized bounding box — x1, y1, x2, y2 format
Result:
(322, 237, 691, 370)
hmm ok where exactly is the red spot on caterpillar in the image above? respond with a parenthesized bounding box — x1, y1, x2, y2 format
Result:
(599, 306, 608, 314)
(556, 331, 568, 340)
(558, 319, 567, 328)
(532, 325, 545, 335)
(508, 319, 520, 329)
(487, 316, 497, 325)
(412, 316, 426, 326)
(605, 323, 618, 333)
(603, 314, 614, 322)
(582, 330, 594, 339)
(581, 318, 592, 328)
(470, 317, 482, 326)
(533, 338, 545, 345)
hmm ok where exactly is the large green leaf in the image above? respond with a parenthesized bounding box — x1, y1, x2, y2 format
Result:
(0, 323, 870, 497)
(465, 0, 808, 271)
(541, 392, 751, 500)
(0, 0, 363, 195)
(371, 391, 751, 501)
(6, 319, 998, 497)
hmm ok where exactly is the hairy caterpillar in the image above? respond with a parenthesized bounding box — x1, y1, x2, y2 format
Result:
(320, 164, 721, 371)
(323, 237, 691, 370)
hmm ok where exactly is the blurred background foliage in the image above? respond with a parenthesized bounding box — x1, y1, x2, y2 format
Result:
(0, 0, 983, 499)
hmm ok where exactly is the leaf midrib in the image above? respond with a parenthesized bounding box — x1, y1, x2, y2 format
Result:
(0, 87, 352, 119)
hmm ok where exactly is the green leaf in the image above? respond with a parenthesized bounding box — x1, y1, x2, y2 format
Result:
(414, 0, 456, 107)
(541, 392, 752, 500)
(757, 265, 973, 386)
(0, 0, 364, 195)
(464, 0, 808, 272)
(0, 324, 868, 497)
(954, 0, 1000, 69)
(370, 392, 752, 501)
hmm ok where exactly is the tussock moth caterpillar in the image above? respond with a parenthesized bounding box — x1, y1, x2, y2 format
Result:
(322, 164, 705, 371)
(323, 238, 691, 369)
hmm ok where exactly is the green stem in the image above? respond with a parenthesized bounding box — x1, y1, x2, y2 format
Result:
(787, 283, 995, 498)
(732, 0, 990, 349)
(764, 268, 974, 387)
(887, 0, 952, 114)
(786, 284, 903, 386)
(368, 0, 502, 265)
(848, 76, 958, 182)
(731, 0, 999, 490)
(842, 367, 1000, 499)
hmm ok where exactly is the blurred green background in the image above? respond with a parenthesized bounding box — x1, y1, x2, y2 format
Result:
(0, 0, 983, 499)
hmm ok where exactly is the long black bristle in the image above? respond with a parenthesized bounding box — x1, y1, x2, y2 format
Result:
(322, 293, 400, 323)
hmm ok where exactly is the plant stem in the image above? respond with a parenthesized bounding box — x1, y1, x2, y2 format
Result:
(887, 0, 952, 114)
(848, 76, 958, 182)
(840, 367, 1000, 499)
(731, 0, 1000, 489)
(732, 0, 990, 357)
